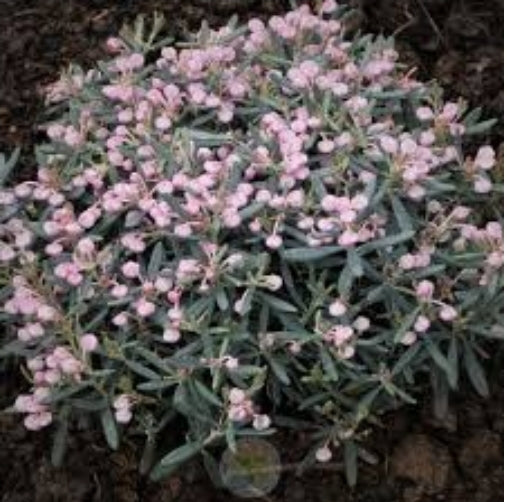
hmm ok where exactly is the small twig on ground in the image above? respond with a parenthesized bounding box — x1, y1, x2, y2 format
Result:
(392, 2, 417, 37)
(414, 0, 447, 46)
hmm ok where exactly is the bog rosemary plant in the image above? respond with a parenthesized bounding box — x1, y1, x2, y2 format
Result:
(0, 1, 503, 484)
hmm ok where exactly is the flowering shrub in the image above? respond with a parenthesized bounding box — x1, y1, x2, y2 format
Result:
(0, 2, 503, 483)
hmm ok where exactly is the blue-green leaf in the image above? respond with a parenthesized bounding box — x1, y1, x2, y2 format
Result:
(463, 342, 489, 397)
(150, 441, 203, 480)
(344, 440, 358, 487)
(281, 246, 342, 262)
(101, 407, 119, 450)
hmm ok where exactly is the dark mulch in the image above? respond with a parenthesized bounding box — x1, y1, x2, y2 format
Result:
(0, 0, 288, 154)
(0, 0, 503, 501)
(0, 0, 503, 153)
(0, 373, 502, 502)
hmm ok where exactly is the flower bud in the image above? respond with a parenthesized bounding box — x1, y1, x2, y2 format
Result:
(315, 446, 332, 463)
(253, 414, 271, 431)
(80, 333, 99, 352)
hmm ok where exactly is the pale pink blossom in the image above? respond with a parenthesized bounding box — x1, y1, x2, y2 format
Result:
(135, 298, 156, 317)
(253, 414, 271, 431)
(112, 312, 128, 326)
(115, 408, 132, 424)
(338, 229, 359, 247)
(317, 139, 335, 153)
(414, 315, 430, 333)
(163, 327, 181, 343)
(263, 274, 283, 291)
(37, 305, 58, 322)
(24, 412, 53, 431)
(111, 284, 128, 298)
(439, 305, 458, 322)
(416, 107, 434, 121)
(266, 234, 283, 249)
(122, 261, 140, 278)
(228, 388, 246, 405)
(353, 316, 370, 332)
(80, 333, 99, 352)
(473, 176, 492, 194)
(416, 280, 434, 301)
(400, 331, 417, 346)
(474, 146, 496, 170)
(315, 446, 332, 463)
(329, 299, 347, 317)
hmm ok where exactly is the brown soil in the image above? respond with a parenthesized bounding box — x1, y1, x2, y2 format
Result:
(0, 0, 503, 152)
(0, 0, 503, 501)
(1, 377, 502, 502)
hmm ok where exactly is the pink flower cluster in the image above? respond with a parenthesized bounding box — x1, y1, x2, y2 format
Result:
(200, 355, 239, 371)
(4, 276, 58, 324)
(0, 2, 501, 441)
(14, 388, 52, 431)
(13, 346, 85, 430)
(322, 316, 370, 359)
(0, 218, 33, 261)
(227, 388, 271, 431)
(399, 279, 461, 346)
(113, 394, 133, 423)
(460, 221, 504, 285)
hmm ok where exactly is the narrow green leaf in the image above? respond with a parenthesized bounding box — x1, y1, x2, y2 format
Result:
(447, 337, 459, 389)
(392, 342, 421, 376)
(356, 386, 381, 416)
(185, 128, 233, 146)
(101, 407, 119, 450)
(319, 346, 338, 381)
(425, 339, 454, 385)
(137, 379, 177, 391)
(391, 195, 414, 233)
(140, 437, 156, 475)
(393, 308, 420, 343)
(257, 292, 298, 313)
(83, 308, 109, 332)
(71, 397, 108, 411)
(147, 242, 164, 278)
(281, 246, 342, 262)
(215, 287, 229, 311)
(338, 262, 353, 297)
(51, 411, 69, 467)
(172, 382, 214, 423)
(431, 366, 449, 420)
(267, 356, 290, 385)
(363, 285, 386, 306)
(462, 106, 483, 126)
(150, 441, 203, 480)
(236, 288, 254, 316)
(125, 360, 160, 380)
(387, 382, 417, 404)
(47, 383, 90, 404)
(347, 249, 363, 277)
(410, 264, 446, 280)
(357, 230, 415, 255)
(135, 346, 172, 372)
(239, 201, 264, 220)
(344, 440, 358, 487)
(463, 342, 489, 397)
(226, 422, 237, 452)
(193, 380, 223, 407)
(202, 450, 225, 488)
(279, 260, 305, 309)
(425, 178, 456, 194)
(465, 118, 497, 135)
(298, 391, 331, 411)
(0, 147, 20, 185)
(366, 89, 410, 99)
